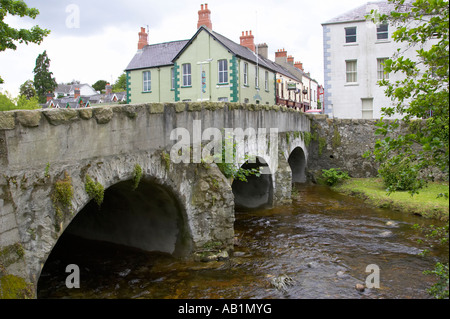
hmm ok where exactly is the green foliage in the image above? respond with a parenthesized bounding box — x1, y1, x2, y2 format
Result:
(33, 50, 58, 103)
(215, 134, 261, 182)
(413, 222, 449, 298)
(113, 72, 127, 92)
(378, 155, 425, 194)
(367, 0, 449, 194)
(161, 151, 171, 171)
(0, 274, 34, 299)
(19, 80, 36, 99)
(51, 171, 74, 230)
(318, 137, 327, 156)
(0, 92, 15, 111)
(0, 0, 50, 84)
(319, 168, 350, 186)
(132, 164, 143, 191)
(52, 171, 74, 209)
(85, 175, 104, 207)
(424, 262, 449, 299)
(92, 80, 108, 92)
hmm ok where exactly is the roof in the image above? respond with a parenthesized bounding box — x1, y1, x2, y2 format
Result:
(125, 40, 189, 71)
(125, 26, 303, 82)
(322, 0, 413, 25)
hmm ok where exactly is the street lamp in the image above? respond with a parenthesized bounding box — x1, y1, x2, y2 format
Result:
(197, 58, 213, 102)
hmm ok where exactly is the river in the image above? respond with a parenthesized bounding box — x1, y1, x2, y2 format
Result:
(37, 183, 448, 299)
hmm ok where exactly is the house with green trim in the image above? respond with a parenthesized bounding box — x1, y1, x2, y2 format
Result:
(125, 25, 279, 106)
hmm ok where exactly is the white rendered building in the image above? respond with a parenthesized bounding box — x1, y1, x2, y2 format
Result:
(322, 1, 427, 119)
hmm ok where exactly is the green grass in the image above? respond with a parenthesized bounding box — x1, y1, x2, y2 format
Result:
(333, 178, 449, 221)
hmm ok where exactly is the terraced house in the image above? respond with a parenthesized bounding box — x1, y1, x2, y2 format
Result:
(125, 4, 279, 106)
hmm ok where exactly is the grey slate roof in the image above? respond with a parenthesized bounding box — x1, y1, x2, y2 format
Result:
(125, 40, 189, 71)
(322, 0, 413, 25)
(125, 26, 302, 82)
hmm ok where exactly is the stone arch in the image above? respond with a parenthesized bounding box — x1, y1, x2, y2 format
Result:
(231, 156, 274, 211)
(288, 146, 307, 183)
(32, 150, 235, 295)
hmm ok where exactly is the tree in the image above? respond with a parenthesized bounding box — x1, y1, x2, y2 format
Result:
(0, 0, 50, 84)
(367, 0, 449, 194)
(368, 0, 449, 300)
(0, 91, 15, 111)
(19, 79, 36, 99)
(112, 72, 127, 92)
(33, 50, 57, 103)
(92, 80, 108, 93)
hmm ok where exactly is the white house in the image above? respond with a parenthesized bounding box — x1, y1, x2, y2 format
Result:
(321, 1, 431, 119)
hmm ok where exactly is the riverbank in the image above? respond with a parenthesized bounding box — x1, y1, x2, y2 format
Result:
(332, 178, 449, 221)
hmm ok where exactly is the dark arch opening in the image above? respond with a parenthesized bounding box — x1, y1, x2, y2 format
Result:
(288, 147, 307, 183)
(232, 157, 273, 211)
(37, 178, 191, 298)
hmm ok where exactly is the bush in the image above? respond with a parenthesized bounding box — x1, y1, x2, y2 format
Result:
(378, 156, 425, 193)
(320, 168, 350, 186)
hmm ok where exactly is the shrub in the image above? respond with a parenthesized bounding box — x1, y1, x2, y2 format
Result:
(378, 156, 425, 194)
(320, 168, 350, 186)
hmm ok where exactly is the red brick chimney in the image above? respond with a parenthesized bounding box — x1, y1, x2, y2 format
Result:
(74, 88, 81, 99)
(197, 3, 212, 30)
(294, 61, 304, 71)
(138, 27, 148, 50)
(275, 49, 287, 64)
(46, 91, 54, 102)
(105, 83, 112, 95)
(287, 55, 294, 65)
(240, 30, 255, 52)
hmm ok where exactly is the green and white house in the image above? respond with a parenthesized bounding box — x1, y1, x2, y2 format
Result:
(125, 26, 277, 105)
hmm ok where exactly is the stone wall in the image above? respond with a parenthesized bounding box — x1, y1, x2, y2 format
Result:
(306, 115, 381, 181)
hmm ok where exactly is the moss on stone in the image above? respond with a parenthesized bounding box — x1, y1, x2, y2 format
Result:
(85, 174, 104, 207)
(0, 274, 34, 299)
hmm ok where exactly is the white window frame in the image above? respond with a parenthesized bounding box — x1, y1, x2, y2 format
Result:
(171, 67, 175, 90)
(346, 60, 357, 83)
(244, 62, 248, 86)
(182, 63, 191, 87)
(345, 27, 357, 43)
(143, 71, 151, 92)
(377, 58, 389, 80)
(218, 59, 228, 84)
(376, 24, 389, 40)
(265, 71, 269, 91)
(255, 65, 259, 88)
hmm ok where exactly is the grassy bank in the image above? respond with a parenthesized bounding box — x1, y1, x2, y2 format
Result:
(332, 178, 449, 221)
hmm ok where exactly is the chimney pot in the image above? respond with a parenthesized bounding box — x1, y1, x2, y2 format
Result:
(138, 27, 148, 50)
(197, 3, 212, 29)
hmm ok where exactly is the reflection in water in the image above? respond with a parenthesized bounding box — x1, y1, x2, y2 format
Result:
(38, 184, 448, 299)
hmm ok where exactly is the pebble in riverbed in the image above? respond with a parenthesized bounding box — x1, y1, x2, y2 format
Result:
(355, 283, 365, 292)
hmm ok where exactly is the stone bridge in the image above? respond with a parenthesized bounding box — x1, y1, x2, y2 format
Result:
(0, 102, 311, 297)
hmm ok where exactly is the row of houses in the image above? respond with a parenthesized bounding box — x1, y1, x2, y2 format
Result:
(44, 83, 126, 109)
(125, 4, 323, 111)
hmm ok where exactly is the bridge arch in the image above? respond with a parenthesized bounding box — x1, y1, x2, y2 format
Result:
(232, 156, 274, 211)
(288, 147, 307, 183)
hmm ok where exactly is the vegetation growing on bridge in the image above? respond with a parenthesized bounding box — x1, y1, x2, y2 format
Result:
(85, 175, 105, 207)
(51, 171, 74, 231)
(132, 164, 143, 191)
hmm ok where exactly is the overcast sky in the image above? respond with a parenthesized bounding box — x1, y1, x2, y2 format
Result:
(0, 0, 371, 97)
